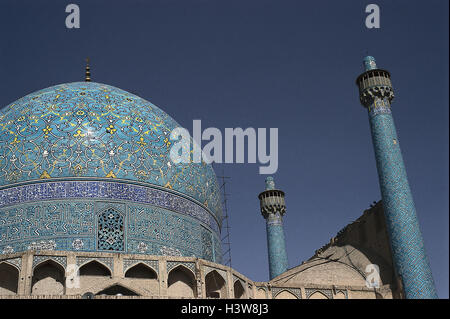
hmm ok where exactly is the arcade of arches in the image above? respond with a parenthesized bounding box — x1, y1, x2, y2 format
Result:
(0, 252, 393, 299)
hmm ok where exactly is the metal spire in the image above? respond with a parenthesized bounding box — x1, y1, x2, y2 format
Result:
(85, 58, 91, 82)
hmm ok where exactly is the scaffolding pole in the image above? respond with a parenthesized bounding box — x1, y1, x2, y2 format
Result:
(218, 169, 232, 268)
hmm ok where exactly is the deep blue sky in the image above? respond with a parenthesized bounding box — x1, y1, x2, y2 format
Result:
(0, 0, 448, 297)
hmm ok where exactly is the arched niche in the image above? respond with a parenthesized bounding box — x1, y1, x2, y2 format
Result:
(233, 280, 246, 299)
(31, 260, 65, 295)
(125, 263, 157, 280)
(96, 284, 139, 296)
(335, 291, 346, 299)
(167, 265, 197, 298)
(308, 291, 329, 299)
(256, 288, 267, 299)
(0, 262, 19, 295)
(79, 260, 112, 277)
(275, 290, 297, 299)
(205, 270, 227, 298)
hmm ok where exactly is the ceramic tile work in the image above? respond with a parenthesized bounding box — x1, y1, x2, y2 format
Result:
(305, 288, 333, 299)
(204, 266, 227, 283)
(0, 197, 221, 262)
(32, 255, 67, 270)
(97, 208, 124, 251)
(0, 257, 21, 270)
(358, 57, 437, 299)
(123, 259, 159, 275)
(272, 287, 302, 299)
(0, 81, 223, 263)
(368, 103, 437, 299)
(127, 203, 220, 261)
(266, 213, 288, 280)
(166, 261, 195, 274)
(0, 82, 222, 221)
(364, 56, 378, 71)
(76, 256, 114, 272)
(0, 180, 220, 234)
(368, 97, 392, 116)
(260, 178, 288, 281)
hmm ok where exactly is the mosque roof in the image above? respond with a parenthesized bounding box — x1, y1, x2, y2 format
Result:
(0, 82, 222, 221)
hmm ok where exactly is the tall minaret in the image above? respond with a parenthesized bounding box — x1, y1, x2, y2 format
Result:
(258, 177, 288, 280)
(356, 56, 437, 298)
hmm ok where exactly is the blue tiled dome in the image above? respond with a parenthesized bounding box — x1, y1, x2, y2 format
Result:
(0, 82, 222, 260)
(0, 82, 221, 219)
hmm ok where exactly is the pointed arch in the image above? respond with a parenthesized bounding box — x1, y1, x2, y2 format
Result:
(335, 291, 346, 299)
(125, 263, 157, 279)
(275, 290, 298, 299)
(0, 262, 19, 295)
(79, 260, 112, 277)
(31, 260, 65, 295)
(167, 265, 197, 298)
(33, 258, 66, 272)
(205, 270, 227, 298)
(96, 284, 139, 296)
(308, 291, 329, 299)
(233, 280, 246, 299)
(256, 288, 267, 299)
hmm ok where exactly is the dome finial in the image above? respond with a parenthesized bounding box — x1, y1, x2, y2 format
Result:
(85, 57, 91, 82)
(265, 176, 275, 190)
(363, 55, 377, 71)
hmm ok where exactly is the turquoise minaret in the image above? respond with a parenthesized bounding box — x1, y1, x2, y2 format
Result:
(356, 56, 437, 298)
(258, 177, 288, 280)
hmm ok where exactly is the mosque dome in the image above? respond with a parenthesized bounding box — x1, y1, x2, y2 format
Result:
(0, 82, 222, 262)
